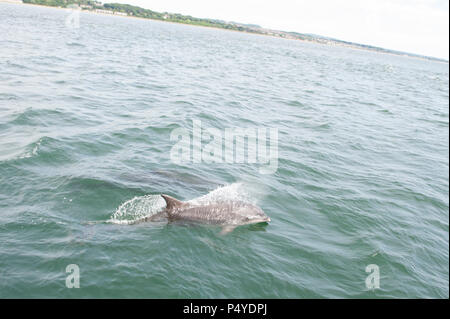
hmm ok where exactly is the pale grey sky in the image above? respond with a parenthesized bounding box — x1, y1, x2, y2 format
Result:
(111, 0, 449, 59)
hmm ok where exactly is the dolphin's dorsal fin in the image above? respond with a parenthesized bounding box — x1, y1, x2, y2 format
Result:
(161, 194, 184, 211)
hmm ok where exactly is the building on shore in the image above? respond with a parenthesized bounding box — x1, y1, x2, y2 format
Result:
(95, 9, 114, 15)
(94, 9, 127, 16)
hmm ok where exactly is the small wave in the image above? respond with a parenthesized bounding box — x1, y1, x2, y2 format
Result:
(0, 93, 19, 101)
(66, 41, 86, 48)
(314, 122, 331, 130)
(0, 137, 45, 162)
(175, 100, 195, 107)
(18, 137, 43, 159)
(10, 108, 63, 126)
(6, 61, 27, 69)
(286, 100, 305, 107)
(377, 109, 393, 114)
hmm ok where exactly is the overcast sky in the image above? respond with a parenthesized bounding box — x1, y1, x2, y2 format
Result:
(110, 0, 449, 59)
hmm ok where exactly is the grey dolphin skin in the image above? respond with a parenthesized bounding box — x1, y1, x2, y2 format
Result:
(150, 194, 270, 234)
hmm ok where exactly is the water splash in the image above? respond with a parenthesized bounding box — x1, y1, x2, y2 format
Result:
(188, 182, 254, 205)
(108, 195, 166, 225)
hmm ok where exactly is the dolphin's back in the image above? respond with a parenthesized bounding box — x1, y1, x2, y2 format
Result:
(161, 194, 270, 229)
(169, 203, 248, 225)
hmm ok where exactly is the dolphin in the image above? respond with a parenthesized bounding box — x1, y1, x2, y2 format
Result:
(144, 194, 271, 234)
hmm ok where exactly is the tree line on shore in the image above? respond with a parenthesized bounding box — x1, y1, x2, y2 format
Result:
(22, 0, 261, 33)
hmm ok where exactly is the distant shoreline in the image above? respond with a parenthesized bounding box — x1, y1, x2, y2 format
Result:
(3, 0, 448, 63)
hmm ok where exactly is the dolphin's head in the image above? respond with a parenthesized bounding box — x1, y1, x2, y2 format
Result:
(240, 205, 271, 224)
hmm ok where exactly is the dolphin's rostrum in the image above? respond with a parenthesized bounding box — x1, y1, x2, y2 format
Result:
(146, 194, 270, 234)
